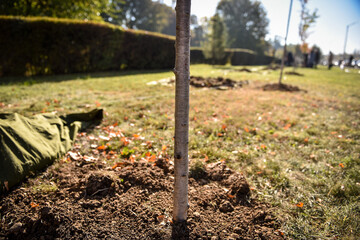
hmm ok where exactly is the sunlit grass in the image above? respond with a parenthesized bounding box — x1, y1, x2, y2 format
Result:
(1, 64, 359, 238)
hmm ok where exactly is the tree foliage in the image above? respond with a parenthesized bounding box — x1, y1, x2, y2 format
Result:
(298, 0, 319, 53)
(0, 0, 109, 21)
(105, 0, 176, 35)
(216, 0, 269, 53)
(202, 14, 226, 64)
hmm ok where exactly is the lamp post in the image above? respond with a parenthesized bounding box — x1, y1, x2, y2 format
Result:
(343, 21, 358, 60)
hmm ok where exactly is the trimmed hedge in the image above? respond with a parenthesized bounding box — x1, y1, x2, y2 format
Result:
(0, 16, 175, 77)
(190, 47, 276, 65)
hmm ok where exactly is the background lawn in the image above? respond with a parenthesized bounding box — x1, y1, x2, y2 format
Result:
(1, 64, 359, 239)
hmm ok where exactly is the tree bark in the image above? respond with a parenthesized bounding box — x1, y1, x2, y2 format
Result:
(173, 0, 191, 222)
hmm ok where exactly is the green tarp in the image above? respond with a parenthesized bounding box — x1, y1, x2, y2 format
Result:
(0, 109, 103, 193)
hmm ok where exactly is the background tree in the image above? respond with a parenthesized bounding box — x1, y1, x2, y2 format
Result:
(190, 15, 205, 47)
(173, 0, 191, 222)
(105, 0, 176, 35)
(0, 0, 109, 21)
(298, 0, 319, 55)
(202, 13, 227, 64)
(216, 0, 269, 53)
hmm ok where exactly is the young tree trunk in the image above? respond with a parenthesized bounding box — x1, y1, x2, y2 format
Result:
(173, 0, 191, 222)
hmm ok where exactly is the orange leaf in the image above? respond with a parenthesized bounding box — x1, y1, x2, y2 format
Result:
(108, 150, 115, 155)
(204, 155, 209, 162)
(222, 124, 227, 130)
(260, 144, 266, 149)
(217, 133, 223, 137)
(304, 138, 309, 143)
(157, 215, 165, 222)
(193, 116, 197, 121)
(45, 101, 51, 106)
(194, 107, 199, 113)
(97, 145, 106, 150)
(133, 134, 140, 138)
(331, 131, 337, 135)
(269, 151, 276, 156)
(112, 122, 118, 127)
(148, 154, 156, 162)
(112, 162, 126, 169)
(53, 99, 59, 104)
(244, 127, 249, 133)
(227, 194, 235, 199)
(162, 145, 167, 151)
(30, 202, 39, 208)
(95, 101, 101, 107)
(339, 163, 345, 168)
(284, 123, 291, 130)
(145, 152, 152, 157)
(296, 202, 304, 208)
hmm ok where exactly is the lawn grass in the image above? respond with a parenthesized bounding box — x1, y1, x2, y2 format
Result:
(1, 64, 359, 239)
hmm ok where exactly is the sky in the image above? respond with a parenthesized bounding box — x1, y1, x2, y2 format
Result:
(162, 0, 360, 55)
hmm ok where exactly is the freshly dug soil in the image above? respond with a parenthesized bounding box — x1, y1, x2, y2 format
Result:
(262, 83, 306, 92)
(285, 71, 304, 76)
(262, 65, 280, 71)
(0, 156, 284, 239)
(235, 68, 252, 73)
(190, 76, 247, 90)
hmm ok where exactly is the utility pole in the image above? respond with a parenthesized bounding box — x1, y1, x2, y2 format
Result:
(343, 21, 358, 60)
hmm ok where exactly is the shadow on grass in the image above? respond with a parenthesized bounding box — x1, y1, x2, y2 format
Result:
(0, 69, 171, 86)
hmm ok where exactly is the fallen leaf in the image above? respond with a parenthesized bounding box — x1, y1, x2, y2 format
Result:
(157, 215, 165, 222)
(45, 101, 51, 106)
(217, 133, 223, 137)
(339, 163, 345, 168)
(30, 202, 39, 208)
(148, 154, 156, 162)
(133, 134, 140, 138)
(227, 194, 235, 199)
(222, 124, 227, 130)
(97, 145, 106, 151)
(283, 123, 291, 130)
(53, 99, 59, 104)
(244, 127, 250, 133)
(162, 145, 167, 151)
(95, 101, 101, 107)
(296, 202, 304, 208)
(269, 151, 276, 156)
(145, 152, 152, 157)
(260, 144, 267, 149)
(112, 162, 127, 169)
(204, 155, 209, 162)
(304, 138, 309, 143)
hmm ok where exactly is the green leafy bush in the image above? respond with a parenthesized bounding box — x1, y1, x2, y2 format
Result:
(190, 47, 276, 65)
(0, 16, 175, 77)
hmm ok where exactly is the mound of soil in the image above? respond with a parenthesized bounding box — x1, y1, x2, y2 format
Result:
(262, 83, 306, 92)
(262, 65, 280, 71)
(0, 155, 284, 239)
(235, 68, 252, 73)
(285, 71, 304, 76)
(190, 76, 247, 90)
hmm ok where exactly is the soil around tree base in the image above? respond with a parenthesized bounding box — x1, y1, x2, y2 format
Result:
(262, 83, 307, 92)
(0, 157, 284, 240)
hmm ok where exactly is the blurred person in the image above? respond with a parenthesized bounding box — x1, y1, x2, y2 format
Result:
(328, 51, 334, 70)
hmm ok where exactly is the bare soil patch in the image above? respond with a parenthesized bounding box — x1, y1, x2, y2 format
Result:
(0, 152, 283, 239)
(148, 76, 248, 90)
(262, 83, 306, 92)
(285, 71, 304, 76)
